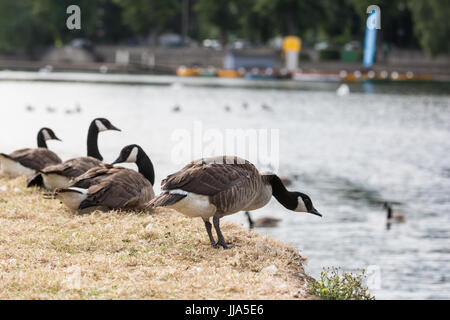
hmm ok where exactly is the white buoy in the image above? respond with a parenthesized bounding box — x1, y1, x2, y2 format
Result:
(336, 83, 350, 96)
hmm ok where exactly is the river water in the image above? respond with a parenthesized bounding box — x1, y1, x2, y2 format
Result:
(0, 75, 449, 299)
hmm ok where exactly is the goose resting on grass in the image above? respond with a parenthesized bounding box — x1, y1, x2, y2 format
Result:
(44, 145, 155, 212)
(0, 128, 62, 178)
(28, 118, 120, 189)
(147, 156, 321, 249)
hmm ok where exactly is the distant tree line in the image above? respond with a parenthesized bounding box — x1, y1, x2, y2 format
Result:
(0, 0, 448, 56)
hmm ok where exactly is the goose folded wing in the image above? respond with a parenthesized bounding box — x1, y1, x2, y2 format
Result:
(9, 148, 62, 170)
(70, 164, 117, 189)
(81, 170, 152, 209)
(42, 157, 102, 178)
(161, 160, 258, 196)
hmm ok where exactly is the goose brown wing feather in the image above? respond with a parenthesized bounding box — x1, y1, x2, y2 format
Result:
(8, 148, 62, 170)
(42, 157, 102, 178)
(70, 164, 116, 189)
(160, 156, 263, 213)
(79, 168, 154, 209)
(161, 157, 258, 196)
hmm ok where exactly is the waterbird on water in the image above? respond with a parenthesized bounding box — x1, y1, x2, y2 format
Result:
(46, 106, 56, 113)
(384, 202, 405, 230)
(147, 156, 321, 249)
(385, 202, 405, 223)
(261, 103, 273, 112)
(245, 211, 280, 229)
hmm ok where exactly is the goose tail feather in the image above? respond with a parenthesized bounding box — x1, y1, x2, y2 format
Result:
(146, 192, 186, 208)
(27, 173, 44, 188)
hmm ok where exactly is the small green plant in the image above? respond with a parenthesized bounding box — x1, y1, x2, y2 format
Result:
(309, 267, 375, 300)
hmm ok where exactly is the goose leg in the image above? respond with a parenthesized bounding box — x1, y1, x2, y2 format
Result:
(203, 218, 216, 246)
(213, 216, 234, 249)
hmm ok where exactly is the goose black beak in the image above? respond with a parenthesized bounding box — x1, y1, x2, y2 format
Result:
(308, 207, 322, 217)
(54, 137, 62, 142)
(109, 124, 121, 132)
(111, 155, 124, 165)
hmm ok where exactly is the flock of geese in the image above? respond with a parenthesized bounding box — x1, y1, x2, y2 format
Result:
(171, 102, 273, 113)
(0, 118, 322, 249)
(25, 103, 82, 114)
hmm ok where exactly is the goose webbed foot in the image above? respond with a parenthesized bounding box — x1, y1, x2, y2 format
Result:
(213, 241, 235, 249)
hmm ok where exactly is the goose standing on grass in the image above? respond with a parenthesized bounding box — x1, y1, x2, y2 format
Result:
(0, 128, 62, 178)
(147, 156, 321, 249)
(44, 145, 155, 211)
(245, 211, 280, 229)
(28, 118, 120, 189)
(384, 202, 405, 228)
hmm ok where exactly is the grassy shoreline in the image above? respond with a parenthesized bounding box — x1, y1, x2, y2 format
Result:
(0, 176, 317, 299)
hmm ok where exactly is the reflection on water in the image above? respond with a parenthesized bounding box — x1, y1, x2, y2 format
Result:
(0, 77, 449, 299)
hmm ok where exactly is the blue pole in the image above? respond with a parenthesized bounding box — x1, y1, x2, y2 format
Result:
(363, 11, 378, 67)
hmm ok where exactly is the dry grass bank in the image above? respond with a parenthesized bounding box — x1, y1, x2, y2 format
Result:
(0, 176, 317, 300)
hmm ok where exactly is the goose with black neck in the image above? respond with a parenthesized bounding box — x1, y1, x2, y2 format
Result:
(147, 156, 321, 249)
(44, 144, 155, 212)
(28, 118, 121, 189)
(0, 128, 62, 178)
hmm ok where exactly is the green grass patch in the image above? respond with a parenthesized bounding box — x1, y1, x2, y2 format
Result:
(309, 267, 375, 300)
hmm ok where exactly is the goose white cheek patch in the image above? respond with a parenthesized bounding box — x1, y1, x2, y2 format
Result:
(295, 197, 307, 212)
(42, 129, 52, 141)
(95, 120, 108, 132)
(125, 147, 138, 163)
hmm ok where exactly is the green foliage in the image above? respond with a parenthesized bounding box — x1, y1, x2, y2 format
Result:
(0, 0, 37, 52)
(407, 0, 450, 56)
(309, 267, 375, 300)
(194, 0, 244, 45)
(319, 49, 341, 61)
(0, 0, 447, 56)
(113, 0, 180, 37)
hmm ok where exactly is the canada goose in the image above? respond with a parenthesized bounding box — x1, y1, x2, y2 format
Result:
(384, 202, 405, 224)
(245, 211, 280, 229)
(0, 128, 62, 178)
(242, 102, 249, 109)
(25, 105, 35, 112)
(27, 118, 120, 189)
(261, 103, 272, 112)
(147, 156, 321, 249)
(46, 106, 56, 113)
(172, 105, 181, 112)
(44, 145, 155, 211)
(224, 105, 231, 112)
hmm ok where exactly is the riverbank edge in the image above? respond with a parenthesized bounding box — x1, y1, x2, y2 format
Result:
(0, 176, 318, 299)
